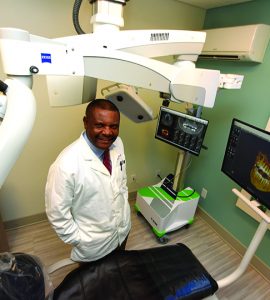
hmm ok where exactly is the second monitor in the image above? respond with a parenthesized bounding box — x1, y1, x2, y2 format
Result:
(155, 106, 209, 156)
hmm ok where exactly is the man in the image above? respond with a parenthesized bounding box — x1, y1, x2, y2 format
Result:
(45, 99, 131, 262)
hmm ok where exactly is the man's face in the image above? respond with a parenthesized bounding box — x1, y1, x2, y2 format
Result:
(83, 107, 120, 150)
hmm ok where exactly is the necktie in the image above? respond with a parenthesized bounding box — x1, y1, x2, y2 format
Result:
(103, 149, 112, 174)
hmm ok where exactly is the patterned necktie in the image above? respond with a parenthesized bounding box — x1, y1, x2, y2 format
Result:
(103, 149, 112, 174)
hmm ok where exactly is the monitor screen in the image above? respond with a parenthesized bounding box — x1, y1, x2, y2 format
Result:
(155, 106, 209, 156)
(222, 118, 270, 209)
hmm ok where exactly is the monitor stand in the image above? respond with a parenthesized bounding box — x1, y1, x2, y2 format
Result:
(217, 188, 270, 288)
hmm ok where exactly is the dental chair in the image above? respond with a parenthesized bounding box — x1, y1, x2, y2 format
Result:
(0, 243, 218, 300)
(49, 243, 218, 300)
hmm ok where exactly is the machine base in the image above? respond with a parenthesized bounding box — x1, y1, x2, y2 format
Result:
(135, 184, 200, 241)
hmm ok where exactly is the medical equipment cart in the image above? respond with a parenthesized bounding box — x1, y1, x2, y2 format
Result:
(135, 181, 200, 243)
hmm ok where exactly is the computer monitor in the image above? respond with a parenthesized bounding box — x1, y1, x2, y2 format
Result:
(155, 106, 209, 156)
(222, 118, 270, 209)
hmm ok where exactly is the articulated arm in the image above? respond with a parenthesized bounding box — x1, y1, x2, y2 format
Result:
(0, 27, 220, 187)
(0, 28, 220, 108)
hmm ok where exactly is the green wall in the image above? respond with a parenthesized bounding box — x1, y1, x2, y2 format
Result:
(186, 0, 270, 267)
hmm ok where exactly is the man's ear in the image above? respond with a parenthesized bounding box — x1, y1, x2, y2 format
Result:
(83, 116, 87, 128)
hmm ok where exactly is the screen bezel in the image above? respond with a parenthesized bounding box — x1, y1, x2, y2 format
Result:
(155, 106, 209, 156)
(221, 118, 270, 208)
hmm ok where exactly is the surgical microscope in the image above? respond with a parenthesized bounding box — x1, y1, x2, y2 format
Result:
(0, 0, 221, 190)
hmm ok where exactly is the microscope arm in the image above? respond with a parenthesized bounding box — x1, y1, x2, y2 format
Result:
(82, 47, 220, 107)
(0, 27, 220, 187)
(0, 28, 220, 108)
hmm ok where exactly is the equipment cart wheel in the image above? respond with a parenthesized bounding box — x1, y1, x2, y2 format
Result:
(184, 224, 190, 229)
(136, 211, 142, 217)
(157, 235, 169, 244)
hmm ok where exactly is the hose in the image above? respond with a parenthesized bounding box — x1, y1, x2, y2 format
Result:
(73, 0, 85, 34)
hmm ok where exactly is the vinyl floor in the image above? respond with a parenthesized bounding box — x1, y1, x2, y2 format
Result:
(6, 199, 270, 300)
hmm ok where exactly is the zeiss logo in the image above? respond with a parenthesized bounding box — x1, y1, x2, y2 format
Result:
(41, 53, 51, 63)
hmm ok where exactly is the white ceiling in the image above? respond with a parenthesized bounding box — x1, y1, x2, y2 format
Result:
(176, 0, 253, 9)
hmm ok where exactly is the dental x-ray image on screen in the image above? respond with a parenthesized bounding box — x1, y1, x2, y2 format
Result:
(222, 118, 270, 209)
(155, 106, 208, 156)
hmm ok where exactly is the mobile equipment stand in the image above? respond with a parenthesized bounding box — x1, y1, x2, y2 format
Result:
(135, 176, 200, 243)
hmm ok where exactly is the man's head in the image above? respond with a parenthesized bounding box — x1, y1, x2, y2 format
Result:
(83, 99, 120, 150)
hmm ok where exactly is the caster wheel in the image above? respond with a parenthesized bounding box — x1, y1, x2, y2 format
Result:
(157, 235, 169, 244)
(184, 224, 190, 229)
(136, 211, 142, 217)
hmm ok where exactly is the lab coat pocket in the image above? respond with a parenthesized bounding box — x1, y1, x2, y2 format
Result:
(115, 158, 127, 188)
(74, 236, 98, 259)
(73, 233, 112, 261)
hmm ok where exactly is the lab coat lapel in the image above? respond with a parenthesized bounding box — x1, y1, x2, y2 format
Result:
(89, 157, 108, 174)
(79, 135, 109, 175)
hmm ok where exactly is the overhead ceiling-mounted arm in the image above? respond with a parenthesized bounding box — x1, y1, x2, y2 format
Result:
(73, 0, 129, 34)
(0, 27, 220, 108)
(0, 25, 221, 188)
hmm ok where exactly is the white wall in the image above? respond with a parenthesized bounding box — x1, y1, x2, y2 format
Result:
(0, 0, 205, 222)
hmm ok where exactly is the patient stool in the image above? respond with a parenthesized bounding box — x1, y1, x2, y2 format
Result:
(53, 243, 218, 300)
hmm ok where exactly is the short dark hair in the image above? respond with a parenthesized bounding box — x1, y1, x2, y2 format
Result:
(85, 99, 119, 117)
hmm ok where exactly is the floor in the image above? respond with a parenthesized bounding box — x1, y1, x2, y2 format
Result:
(6, 199, 270, 300)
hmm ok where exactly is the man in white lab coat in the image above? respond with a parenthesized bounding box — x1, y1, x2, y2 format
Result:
(45, 99, 131, 262)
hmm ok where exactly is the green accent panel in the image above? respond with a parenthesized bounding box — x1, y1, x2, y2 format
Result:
(138, 186, 175, 200)
(177, 189, 200, 202)
(188, 218, 194, 225)
(134, 203, 140, 213)
(138, 186, 199, 202)
(152, 227, 166, 238)
(185, 0, 270, 268)
(204, 0, 270, 29)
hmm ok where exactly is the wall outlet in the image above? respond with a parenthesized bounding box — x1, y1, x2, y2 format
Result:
(155, 169, 161, 178)
(130, 174, 136, 182)
(201, 188, 208, 199)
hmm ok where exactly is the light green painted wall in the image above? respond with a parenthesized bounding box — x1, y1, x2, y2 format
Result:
(0, 0, 206, 221)
(186, 0, 270, 267)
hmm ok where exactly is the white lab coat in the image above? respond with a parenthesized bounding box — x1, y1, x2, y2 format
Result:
(45, 133, 131, 262)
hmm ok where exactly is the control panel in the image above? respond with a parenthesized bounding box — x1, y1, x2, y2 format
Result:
(155, 106, 208, 156)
